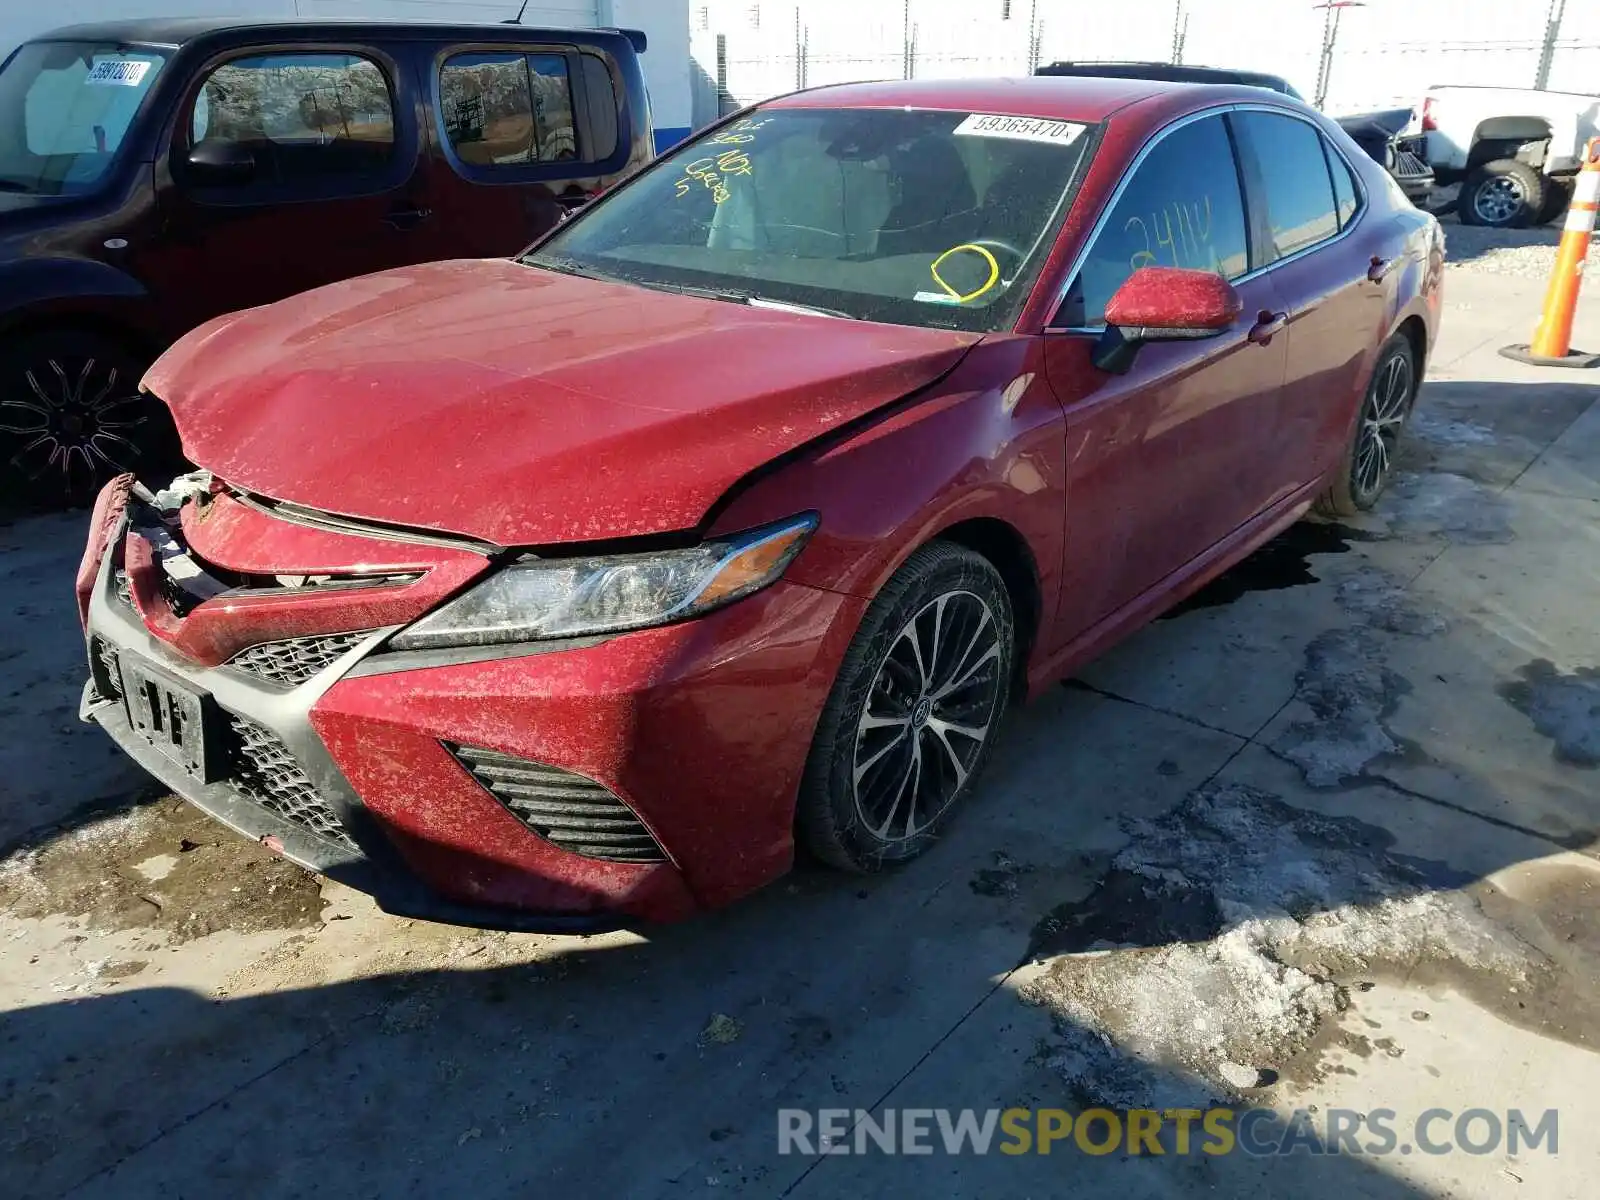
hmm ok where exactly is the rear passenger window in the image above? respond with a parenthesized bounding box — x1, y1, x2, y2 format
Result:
(189, 53, 395, 182)
(1059, 114, 1249, 327)
(440, 51, 578, 165)
(1327, 141, 1360, 228)
(1234, 111, 1341, 259)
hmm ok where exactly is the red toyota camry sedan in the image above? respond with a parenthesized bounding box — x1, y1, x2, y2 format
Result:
(76, 77, 1443, 928)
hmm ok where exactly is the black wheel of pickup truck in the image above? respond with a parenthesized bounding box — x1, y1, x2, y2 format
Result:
(1458, 159, 1546, 228)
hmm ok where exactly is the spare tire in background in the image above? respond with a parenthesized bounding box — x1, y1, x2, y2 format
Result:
(1458, 159, 1546, 228)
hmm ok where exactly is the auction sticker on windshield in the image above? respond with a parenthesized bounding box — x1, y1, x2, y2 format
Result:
(951, 114, 1088, 146)
(84, 59, 152, 87)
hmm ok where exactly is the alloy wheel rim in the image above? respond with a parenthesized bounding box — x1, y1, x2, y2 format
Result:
(0, 357, 147, 484)
(1474, 176, 1524, 225)
(1353, 352, 1412, 501)
(852, 590, 1004, 843)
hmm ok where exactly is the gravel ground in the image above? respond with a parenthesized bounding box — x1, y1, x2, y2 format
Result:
(1428, 183, 1587, 279)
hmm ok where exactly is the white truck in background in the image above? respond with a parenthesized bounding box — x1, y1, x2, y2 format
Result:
(1421, 85, 1600, 228)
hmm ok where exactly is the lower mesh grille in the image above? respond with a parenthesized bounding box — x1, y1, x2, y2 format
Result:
(229, 714, 357, 850)
(450, 744, 665, 863)
(226, 632, 371, 687)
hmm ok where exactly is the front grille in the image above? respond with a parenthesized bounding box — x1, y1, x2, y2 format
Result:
(226, 632, 372, 687)
(1393, 146, 1431, 178)
(229, 714, 357, 851)
(450, 744, 666, 863)
(1392, 137, 1431, 179)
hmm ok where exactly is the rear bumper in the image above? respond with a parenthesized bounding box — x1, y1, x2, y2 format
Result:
(80, 495, 866, 928)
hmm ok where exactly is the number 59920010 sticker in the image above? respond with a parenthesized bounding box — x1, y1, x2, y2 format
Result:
(84, 59, 152, 87)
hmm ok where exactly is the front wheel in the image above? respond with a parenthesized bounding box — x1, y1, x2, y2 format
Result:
(1316, 332, 1418, 518)
(0, 329, 180, 510)
(796, 542, 1015, 873)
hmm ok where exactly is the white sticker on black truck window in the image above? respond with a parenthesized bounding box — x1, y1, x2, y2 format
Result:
(951, 113, 1087, 145)
(85, 59, 152, 87)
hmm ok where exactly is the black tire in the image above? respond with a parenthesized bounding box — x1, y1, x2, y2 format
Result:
(796, 542, 1015, 873)
(1315, 333, 1418, 518)
(0, 329, 180, 511)
(1536, 176, 1575, 226)
(1457, 159, 1545, 228)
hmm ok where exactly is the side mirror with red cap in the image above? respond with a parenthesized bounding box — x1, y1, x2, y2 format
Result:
(1092, 266, 1244, 374)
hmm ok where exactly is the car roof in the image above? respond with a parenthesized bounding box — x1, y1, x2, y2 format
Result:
(767, 75, 1214, 122)
(25, 17, 641, 49)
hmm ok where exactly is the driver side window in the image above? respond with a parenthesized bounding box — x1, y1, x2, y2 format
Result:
(1058, 113, 1249, 327)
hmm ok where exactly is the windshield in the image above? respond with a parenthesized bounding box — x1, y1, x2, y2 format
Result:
(529, 106, 1097, 332)
(0, 41, 169, 195)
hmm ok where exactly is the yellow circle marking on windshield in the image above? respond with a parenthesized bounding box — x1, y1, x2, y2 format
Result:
(930, 244, 1001, 303)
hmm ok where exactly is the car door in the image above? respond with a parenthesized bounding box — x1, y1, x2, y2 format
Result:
(1230, 109, 1393, 491)
(1039, 111, 1291, 647)
(422, 42, 615, 259)
(142, 43, 440, 333)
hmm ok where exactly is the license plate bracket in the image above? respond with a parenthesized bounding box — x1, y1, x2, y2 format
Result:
(121, 656, 220, 783)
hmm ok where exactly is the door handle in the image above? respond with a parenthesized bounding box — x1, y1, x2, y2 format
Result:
(384, 206, 432, 230)
(1248, 310, 1289, 345)
(1367, 255, 1395, 283)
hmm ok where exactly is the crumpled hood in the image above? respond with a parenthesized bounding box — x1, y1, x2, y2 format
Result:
(146, 259, 980, 546)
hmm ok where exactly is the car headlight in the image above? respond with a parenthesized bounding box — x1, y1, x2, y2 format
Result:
(389, 513, 818, 651)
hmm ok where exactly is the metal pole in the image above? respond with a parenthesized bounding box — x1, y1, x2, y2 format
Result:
(1314, 4, 1336, 109)
(903, 0, 913, 79)
(1535, 0, 1567, 91)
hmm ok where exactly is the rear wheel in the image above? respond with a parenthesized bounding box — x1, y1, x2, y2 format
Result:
(1457, 159, 1545, 228)
(796, 542, 1014, 873)
(1316, 333, 1418, 518)
(0, 329, 179, 510)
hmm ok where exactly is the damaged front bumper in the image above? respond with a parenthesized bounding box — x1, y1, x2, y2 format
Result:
(80, 542, 626, 932)
(77, 479, 864, 929)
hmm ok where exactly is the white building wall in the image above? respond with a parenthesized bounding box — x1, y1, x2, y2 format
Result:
(693, 0, 1600, 120)
(0, 0, 694, 145)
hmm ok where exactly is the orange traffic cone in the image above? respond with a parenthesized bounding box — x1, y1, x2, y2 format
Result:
(1501, 137, 1600, 369)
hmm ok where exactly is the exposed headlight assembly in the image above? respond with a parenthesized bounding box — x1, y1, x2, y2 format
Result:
(390, 513, 818, 651)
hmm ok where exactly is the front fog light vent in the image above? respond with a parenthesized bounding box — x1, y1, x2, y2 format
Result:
(448, 744, 666, 864)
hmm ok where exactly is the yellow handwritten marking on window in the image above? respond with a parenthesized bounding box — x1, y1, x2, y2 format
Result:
(673, 116, 773, 203)
(930, 243, 1001, 303)
(1125, 195, 1218, 272)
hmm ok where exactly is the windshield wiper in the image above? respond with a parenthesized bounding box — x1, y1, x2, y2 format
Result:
(522, 253, 607, 280)
(745, 296, 855, 320)
(631, 280, 856, 320)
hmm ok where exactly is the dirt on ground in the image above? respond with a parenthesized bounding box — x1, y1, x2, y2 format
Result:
(0, 796, 326, 943)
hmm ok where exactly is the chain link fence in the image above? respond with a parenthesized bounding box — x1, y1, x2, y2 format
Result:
(692, 0, 1600, 122)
